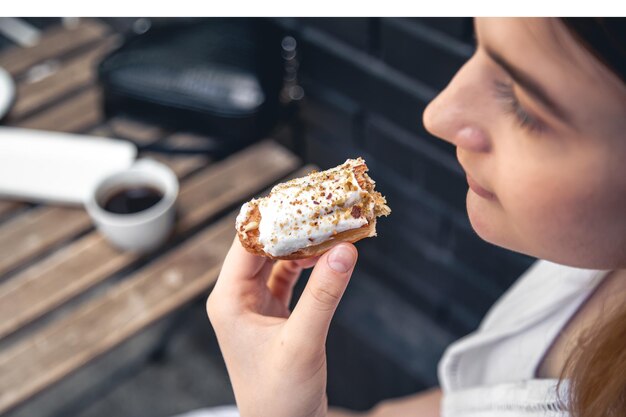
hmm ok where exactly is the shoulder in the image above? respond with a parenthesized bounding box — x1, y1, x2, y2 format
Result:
(536, 268, 626, 378)
(479, 260, 605, 332)
(438, 261, 609, 390)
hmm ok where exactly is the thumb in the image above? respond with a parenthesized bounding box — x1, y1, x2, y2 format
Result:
(287, 243, 357, 345)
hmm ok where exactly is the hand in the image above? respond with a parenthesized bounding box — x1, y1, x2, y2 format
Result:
(207, 237, 358, 417)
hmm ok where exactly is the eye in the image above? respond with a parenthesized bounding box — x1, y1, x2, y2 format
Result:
(493, 80, 548, 135)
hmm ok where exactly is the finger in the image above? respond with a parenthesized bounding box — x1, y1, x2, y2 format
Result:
(267, 260, 304, 307)
(263, 255, 318, 285)
(214, 237, 270, 293)
(294, 256, 321, 269)
(267, 256, 320, 306)
(286, 243, 357, 345)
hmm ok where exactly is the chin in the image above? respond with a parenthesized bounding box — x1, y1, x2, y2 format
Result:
(466, 190, 512, 250)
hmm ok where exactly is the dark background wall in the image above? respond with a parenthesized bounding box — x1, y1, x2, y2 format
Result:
(270, 17, 535, 410)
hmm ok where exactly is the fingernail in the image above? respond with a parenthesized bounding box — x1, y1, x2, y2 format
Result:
(328, 245, 355, 273)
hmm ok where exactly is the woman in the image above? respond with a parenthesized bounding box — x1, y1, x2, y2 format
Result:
(206, 17, 626, 417)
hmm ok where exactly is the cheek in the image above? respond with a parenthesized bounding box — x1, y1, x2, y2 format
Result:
(505, 178, 585, 250)
(479, 168, 625, 268)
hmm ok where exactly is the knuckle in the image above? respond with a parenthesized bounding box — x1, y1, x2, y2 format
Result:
(308, 284, 341, 311)
(280, 260, 301, 274)
(205, 293, 225, 323)
(369, 401, 392, 417)
(205, 293, 215, 314)
(271, 271, 294, 292)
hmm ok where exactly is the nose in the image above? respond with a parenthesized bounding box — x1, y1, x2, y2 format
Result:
(422, 56, 492, 153)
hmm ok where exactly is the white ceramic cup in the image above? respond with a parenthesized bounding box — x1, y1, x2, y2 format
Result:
(85, 158, 179, 252)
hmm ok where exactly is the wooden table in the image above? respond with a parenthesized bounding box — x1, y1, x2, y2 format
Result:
(0, 19, 307, 416)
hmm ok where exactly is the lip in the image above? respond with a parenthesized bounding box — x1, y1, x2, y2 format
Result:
(466, 174, 496, 200)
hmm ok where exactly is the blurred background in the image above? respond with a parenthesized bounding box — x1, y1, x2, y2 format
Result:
(0, 17, 534, 417)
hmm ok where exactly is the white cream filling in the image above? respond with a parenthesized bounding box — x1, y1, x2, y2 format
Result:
(236, 201, 254, 229)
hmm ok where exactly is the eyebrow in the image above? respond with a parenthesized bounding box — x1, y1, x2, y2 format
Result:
(484, 45, 572, 123)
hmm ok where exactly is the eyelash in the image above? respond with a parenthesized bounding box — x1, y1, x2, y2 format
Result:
(493, 80, 547, 135)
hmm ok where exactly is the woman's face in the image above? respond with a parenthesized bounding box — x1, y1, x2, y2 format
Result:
(423, 18, 626, 269)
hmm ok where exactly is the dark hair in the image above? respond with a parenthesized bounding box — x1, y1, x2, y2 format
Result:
(557, 17, 626, 417)
(560, 18, 626, 83)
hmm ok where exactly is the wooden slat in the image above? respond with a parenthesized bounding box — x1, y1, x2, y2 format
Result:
(0, 207, 91, 276)
(8, 36, 121, 120)
(16, 88, 103, 132)
(0, 141, 299, 338)
(147, 152, 209, 179)
(107, 118, 169, 145)
(0, 19, 109, 76)
(0, 202, 24, 219)
(5, 315, 175, 417)
(0, 204, 27, 224)
(0, 214, 235, 415)
(0, 135, 207, 279)
(98, 119, 203, 182)
(0, 165, 312, 414)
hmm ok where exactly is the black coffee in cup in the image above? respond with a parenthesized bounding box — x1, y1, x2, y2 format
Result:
(101, 186, 164, 214)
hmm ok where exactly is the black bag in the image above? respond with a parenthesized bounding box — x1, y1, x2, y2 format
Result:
(99, 18, 284, 155)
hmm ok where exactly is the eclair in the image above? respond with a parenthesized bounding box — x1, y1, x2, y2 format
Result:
(235, 158, 391, 260)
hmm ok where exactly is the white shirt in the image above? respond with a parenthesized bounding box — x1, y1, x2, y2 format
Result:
(438, 260, 608, 416)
